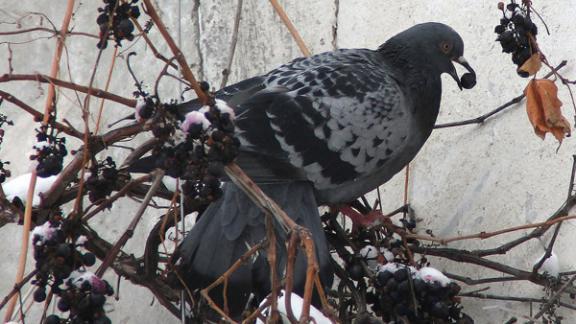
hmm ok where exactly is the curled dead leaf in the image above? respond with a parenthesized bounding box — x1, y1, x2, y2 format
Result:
(524, 79, 571, 143)
(518, 53, 542, 77)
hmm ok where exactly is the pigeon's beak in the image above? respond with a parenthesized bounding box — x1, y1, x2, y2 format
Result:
(450, 56, 476, 90)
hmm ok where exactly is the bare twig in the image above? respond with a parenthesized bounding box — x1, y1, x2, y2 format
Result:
(0, 90, 83, 138)
(266, 215, 280, 323)
(141, 0, 208, 104)
(284, 232, 300, 323)
(539, 57, 576, 114)
(532, 222, 562, 274)
(3, 173, 39, 320)
(405, 214, 576, 245)
(568, 155, 576, 198)
(82, 174, 153, 222)
(3, 1, 76, 320)
(297, 232, 315, 323)
(0, 270, 38, 311)
(201, 242, 266, 323)
(460, 292, 576, 311)
(531, 274, 576, 321)
(435, 60, 567, 129)
(119, 138, 160, 169)
(0, 74, 137, 107)
(131, 18, 179, 70)
(95, 169, 165, 277)
(413, 244, 576, 296)
(94, 46, 119, 134)
(7, 44, 14, 74)
(243, 297, 273, 323)
(224, 164, 295, 232)
(528, 6, 551, 35)
(0, 26, 99, 38)
(220, 0, 244, 89)
(473, 196, 576, 257)
(447, 272, 523, 286)
(79, 225, 181, 317)
(154, 56, 181, 98)
(40, 122, 145, 208)
(268, 0, 311, 57)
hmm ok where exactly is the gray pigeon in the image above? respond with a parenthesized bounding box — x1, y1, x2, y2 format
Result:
(173, 22, 475, 316)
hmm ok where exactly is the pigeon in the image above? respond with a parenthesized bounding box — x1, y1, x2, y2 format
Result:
(153, 22, 476, 317)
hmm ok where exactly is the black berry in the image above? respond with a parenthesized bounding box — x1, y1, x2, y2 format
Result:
(460, 73, 476, 89)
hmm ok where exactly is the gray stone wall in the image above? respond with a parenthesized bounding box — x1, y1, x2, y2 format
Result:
(1, 1, 576, 322)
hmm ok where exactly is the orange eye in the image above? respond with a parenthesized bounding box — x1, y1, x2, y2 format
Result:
(440, 41, 452, 54)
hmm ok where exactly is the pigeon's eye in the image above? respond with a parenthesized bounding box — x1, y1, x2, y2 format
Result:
(439, 41, 453, 54)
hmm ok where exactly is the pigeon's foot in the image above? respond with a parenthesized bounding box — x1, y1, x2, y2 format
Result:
(338, 205, 388, 229)
(384, 204, 417, 230)
(337, 203, 418, 232)
(385, 203, 413, 218)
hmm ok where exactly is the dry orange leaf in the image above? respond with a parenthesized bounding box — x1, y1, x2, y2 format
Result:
(518, 53, 542, 76)
(524, 79, 571, 142)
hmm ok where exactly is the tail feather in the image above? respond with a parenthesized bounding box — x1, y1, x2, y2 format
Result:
(178, 181, 333, 318)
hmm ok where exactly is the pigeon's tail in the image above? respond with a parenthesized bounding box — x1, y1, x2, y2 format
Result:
(177, 181, 333, 318)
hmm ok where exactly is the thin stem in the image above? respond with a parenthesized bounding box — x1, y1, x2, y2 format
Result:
(131, 18, 179, 70)
(405, 214, 576, 245)
(0, 90, 83, 138)
(435, 60, 567, 129)
(403, 162, 410, 218)
(201, 242, 265, 323)
(141, 0, 208, 104)
(460, 292, 576, 311)
(0, 27, 98, 38)
(220, 0, 244, 89)
(532, 222, 562, 274)
(3, 1, 76, 320)
(0, 74, 137, 108)
(0, 270, 38, 311)
(531, 274, 576, 321)
(95, 169, 165, 277)
(94, 46, 119, 134)
(268, 0, 311, 57)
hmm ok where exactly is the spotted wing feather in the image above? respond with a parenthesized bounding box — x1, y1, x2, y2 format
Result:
(233, 49, 412, 192)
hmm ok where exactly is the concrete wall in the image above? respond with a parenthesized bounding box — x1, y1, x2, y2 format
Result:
(1, 0, 575, 322)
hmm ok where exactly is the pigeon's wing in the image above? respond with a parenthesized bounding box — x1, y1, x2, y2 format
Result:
(217, 76, 267, 106)
(233, 49, 412, 191)
(172, 75, 266, 119)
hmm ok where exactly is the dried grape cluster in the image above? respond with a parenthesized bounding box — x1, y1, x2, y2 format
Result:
(135, 96, 156, 121)
(85, 157, 118, 204)
(0, 160, 9, 184)
(325, 209, 472, 323)
(494, 1, 539, 76)
(370, 264, 471, 323)
(31, 216, 114, 323)
(142, 88, 239, 203)
(96, 0, 141, 49)
(0, 113, 13, 183)
(32, 126, 68, 178)
(347, 242, 470, 322)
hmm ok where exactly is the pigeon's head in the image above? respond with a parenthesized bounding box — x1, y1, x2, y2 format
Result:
(381, 22, 476, 90)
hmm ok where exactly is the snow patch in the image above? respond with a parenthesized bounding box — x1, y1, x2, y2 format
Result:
(417, 267, 451, 287)
(256, 290, 331, 324)
(31, 221, 59, 246)
(2, 172, 58, 206)
(65, 270, 107, 293)
(534, 252, 560, 277)
(180, 111, 211, 134)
